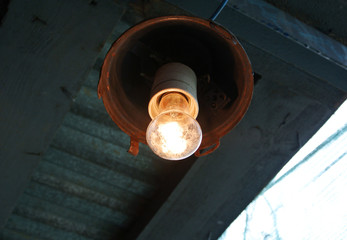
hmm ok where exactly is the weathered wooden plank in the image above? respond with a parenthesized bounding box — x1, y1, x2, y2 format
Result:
(14, 194, 118, 239)
(52, 125, 159, 179)
(43, 148, 150, 202)
(12, 204, 113, 240)
(62, 111, 156, 158)
(1, 228, 40, 240)
(24, 182, 130, 228)
(0, 0, 124, 229)
(30, 169, 137, 217)
(38, 148, 145, 206)
(5, 214, 93, 240)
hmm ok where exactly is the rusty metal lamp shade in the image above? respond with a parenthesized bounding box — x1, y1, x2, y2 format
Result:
(98, 16, 253, 157)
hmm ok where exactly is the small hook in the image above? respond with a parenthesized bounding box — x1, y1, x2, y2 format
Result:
(128, 137, 139, 156)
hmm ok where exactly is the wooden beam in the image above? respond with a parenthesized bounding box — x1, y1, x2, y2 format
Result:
(0, 0, 124, 229)
(137, 2, 347, 238)
(167, 0, 347, 91)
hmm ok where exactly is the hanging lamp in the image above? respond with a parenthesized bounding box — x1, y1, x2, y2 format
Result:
(98, 15, 253, 160)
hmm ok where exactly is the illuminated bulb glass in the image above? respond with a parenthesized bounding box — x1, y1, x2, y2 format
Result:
(146, 93, 202, 160)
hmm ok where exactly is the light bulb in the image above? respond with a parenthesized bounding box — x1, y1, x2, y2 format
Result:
(146, 93, 202, 160)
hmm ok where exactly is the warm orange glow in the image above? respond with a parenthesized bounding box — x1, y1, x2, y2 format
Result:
(146, 93, 202, 160)
(157, 121, 188, 154)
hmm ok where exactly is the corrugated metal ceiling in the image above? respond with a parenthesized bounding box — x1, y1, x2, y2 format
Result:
(0, 3, 195, 239)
